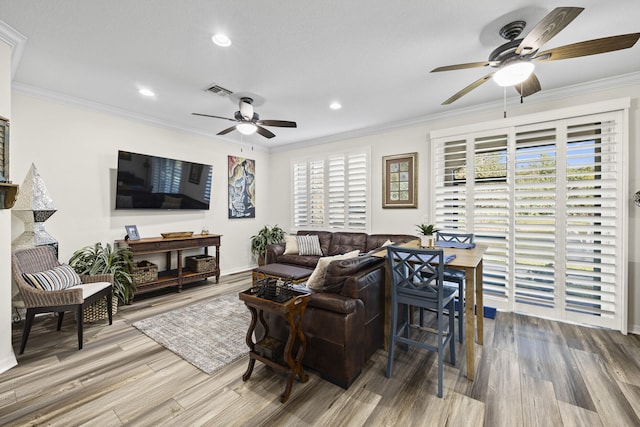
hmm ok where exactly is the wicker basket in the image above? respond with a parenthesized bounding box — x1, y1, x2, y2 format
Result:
(131, 260, 158, 284)
(83, 297, 118, 323)
(185, 255, 216, 273)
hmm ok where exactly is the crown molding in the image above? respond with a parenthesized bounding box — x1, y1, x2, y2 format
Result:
(11, 82, 269, 153)
(12, 69, 640, 155)
(0, 19, 27, 78)
(272, 71, 640, 152)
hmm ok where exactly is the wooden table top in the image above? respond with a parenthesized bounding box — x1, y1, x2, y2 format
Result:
(371, 239, 488, 269)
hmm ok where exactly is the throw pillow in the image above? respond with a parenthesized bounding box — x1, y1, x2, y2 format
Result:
(283, 235, 299, 255)
(296, 234, 323, 256)
(307, 250, 360, 290)
(22, 264, 82, 291)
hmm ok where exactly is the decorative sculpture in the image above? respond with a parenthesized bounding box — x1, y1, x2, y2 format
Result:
(11, 163, 58, 255)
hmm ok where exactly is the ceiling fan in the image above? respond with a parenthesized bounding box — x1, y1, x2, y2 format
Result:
(431, 7, 640, 105)
(193, 97, 297, 139)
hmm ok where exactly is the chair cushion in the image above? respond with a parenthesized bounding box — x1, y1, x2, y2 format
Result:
(74, 281, 112, 299)
(22, 264, 82, 291)
(296, 235, 323, 256)
(307, 250, 360, 290)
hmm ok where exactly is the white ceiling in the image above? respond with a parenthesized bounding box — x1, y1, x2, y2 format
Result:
(1, 0, 639, 148)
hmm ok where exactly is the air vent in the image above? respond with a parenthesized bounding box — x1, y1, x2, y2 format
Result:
(206, 84, 233, 97)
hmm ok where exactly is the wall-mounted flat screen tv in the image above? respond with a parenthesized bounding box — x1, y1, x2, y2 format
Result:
(115, 150, 212, 210)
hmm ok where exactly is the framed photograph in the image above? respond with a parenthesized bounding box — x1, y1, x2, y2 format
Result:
(125, 224, 140, 241)
(189, 163, 203, 184)
(382, 152, 417, 208)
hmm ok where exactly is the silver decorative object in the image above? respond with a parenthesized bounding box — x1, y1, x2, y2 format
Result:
(12, 163, 58, 254)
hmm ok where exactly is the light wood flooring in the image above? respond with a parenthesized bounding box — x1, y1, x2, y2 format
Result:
(2, 271, 640, 426)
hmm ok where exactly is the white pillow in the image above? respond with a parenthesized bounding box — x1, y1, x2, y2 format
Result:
(283, 235, 299, 255)
(307, 250, 360, 290)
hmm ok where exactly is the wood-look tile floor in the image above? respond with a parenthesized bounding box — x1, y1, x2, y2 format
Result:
(2, 271, 640, 426)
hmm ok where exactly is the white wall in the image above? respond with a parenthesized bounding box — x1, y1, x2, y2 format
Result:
(10, 92, 270, 274)
(269, 83, 640, 334)
(0, 40, 17, 373)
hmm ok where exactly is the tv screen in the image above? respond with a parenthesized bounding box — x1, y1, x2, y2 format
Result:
(115, 150, 212, 210)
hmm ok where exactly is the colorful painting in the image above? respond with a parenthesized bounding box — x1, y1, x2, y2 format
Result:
(382, 153, 417, 208)
(228, 156, 256, 218)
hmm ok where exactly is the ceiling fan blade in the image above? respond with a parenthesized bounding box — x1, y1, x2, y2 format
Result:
(257, 120, 297, 128)
(441, 73, 494, 105)
(192, 113, 237, 122)
(217, 125, 237, 136)
(516, 7, 584, 55)
(431, 61, 497, 72)
(255, 125, 276, 139)
(515, 73, 541, 97)
(533, 33, 640, 62)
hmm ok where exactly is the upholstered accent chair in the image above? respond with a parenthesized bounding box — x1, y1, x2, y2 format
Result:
(12, 246, 113, 354)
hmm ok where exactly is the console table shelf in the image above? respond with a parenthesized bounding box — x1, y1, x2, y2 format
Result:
(117, 234, 221, 298)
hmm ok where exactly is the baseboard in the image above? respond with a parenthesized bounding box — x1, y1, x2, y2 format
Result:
(0, 353, 17, 374)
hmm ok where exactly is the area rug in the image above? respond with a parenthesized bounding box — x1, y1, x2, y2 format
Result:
(133, 293, 251, 374)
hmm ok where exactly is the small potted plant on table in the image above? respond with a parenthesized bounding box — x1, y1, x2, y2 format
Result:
(416, 223, 438, 248)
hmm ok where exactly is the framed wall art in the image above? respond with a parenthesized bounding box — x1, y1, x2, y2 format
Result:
(228, 155, 256, 218)
(382, 152, 417, 208)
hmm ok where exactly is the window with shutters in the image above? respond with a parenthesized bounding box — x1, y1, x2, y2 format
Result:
(432, 105, 628, 331)
(292, 151, 368, 231)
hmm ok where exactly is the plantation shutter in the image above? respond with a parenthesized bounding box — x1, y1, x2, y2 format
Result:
(472, 132, 510, 303)
(563, 114, 621, 328)
(292, 162, 308, 228)
(512, 127, 558, 315)
(431, 103, 628, 331)
(308, 160, 325, 227)
(346, 153, 367, 230)
(292, 151, 368, 231)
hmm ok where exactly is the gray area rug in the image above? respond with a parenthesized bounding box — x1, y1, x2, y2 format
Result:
(133, 293, 251, 374)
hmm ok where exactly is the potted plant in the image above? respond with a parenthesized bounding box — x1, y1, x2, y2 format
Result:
(250, 225, 286, 265)
(69, 242, 136, 305)
(416, 223, 439, 248)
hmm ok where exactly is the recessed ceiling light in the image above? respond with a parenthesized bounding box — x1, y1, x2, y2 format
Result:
(329, 102, 342, 110)
(212, 33, 232, 47)
(138, 88, 155, 97)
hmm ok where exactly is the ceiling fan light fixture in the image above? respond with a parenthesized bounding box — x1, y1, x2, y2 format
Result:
(212, 33, 231, 47)
(236, 122, 257, 135)
(493, 61, 535, 87)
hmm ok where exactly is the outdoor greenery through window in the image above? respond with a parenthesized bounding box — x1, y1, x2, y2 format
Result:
(432, 109, 627, 331)
(292, 151, 368, 231)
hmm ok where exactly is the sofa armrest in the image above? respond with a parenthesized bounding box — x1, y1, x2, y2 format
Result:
(265, 243, 285, 264)
(309, 292, 357, 315)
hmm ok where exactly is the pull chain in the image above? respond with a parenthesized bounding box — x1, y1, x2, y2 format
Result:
(503, 87, 507, 119)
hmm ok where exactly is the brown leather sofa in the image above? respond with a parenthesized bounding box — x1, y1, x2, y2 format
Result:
(263, 231, 415, 388)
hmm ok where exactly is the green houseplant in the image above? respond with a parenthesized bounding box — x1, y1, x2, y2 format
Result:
(69, 242, 136, 304)
(250, 225, 286, 265)
(416, 223, 439, 248)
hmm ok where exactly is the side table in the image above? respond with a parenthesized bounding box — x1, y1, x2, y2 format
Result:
(239, 287, 310, 403)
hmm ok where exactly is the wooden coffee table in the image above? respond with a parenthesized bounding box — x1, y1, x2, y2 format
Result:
(239, 287, 311, 403)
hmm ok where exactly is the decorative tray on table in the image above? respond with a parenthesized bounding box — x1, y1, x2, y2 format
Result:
(160, 231, 194, 238)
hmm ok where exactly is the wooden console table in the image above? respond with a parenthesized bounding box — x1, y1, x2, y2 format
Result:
(239, 288, 310, 403)
(117, 234, 221, 297)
